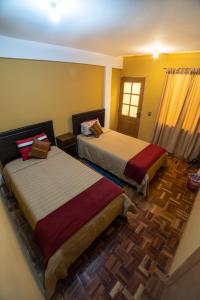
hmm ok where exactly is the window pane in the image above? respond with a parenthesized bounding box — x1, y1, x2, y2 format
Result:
(131, 95, 139, 106)
(122, 104, 129, 116)
(124, 82, 132, 93)
(123, 93, 130, 104)
(132, 83, 141, 94)
(129, 106, 138, 117)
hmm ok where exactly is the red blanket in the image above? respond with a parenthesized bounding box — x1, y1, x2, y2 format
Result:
(35, 177, 123, 265)
(124, 144, 166, 184)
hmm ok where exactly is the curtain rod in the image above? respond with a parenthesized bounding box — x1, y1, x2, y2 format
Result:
(163, 67, 200, 70)
(163, 67, 200, 74)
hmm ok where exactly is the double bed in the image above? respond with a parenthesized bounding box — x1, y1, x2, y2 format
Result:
(0, 120, 130, 298)
(72, 109, 167, 195)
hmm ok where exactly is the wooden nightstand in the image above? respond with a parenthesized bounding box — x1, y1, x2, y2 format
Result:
(56, 133, 78, 158)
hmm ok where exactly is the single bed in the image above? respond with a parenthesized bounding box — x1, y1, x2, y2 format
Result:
(0, 120, 130, 298)
(72, 109, 167, 195)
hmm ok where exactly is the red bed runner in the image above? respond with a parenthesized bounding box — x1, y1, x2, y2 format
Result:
(124, 144, 166, 184)
(35, 177, 123, 265)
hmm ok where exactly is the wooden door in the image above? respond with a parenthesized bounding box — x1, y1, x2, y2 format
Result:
(118, 77, 145, 137)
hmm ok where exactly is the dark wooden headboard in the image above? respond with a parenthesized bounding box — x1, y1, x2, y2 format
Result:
(0, 120, 55, 167)
(72, 109, 105, 135)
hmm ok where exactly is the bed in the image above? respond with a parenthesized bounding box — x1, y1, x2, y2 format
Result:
(0, 120, 130, 298)
(72, 109, 167, 195)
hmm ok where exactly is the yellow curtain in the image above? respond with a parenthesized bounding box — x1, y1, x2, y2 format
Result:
(153, 68, 200, 161)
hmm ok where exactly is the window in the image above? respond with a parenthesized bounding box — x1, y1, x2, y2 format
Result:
(121, 81, 142, 117)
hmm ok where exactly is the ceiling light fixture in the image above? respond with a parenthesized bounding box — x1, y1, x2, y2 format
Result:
(152, 49, 159, 59)
(49, 0, 61, 23)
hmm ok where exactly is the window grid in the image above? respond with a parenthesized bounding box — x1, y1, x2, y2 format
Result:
(122, 82, 141, 117)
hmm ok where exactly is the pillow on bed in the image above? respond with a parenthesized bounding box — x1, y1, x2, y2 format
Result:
(90, 122, 103, 138)
(81, 118, 101, 136)
(34, 132, 50, 144)
(16, 132, 50, 160)
(29, 139, 50, 159)
(34, 133, 51, 151)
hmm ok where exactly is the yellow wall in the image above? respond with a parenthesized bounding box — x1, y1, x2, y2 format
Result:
(122, 52, 200, 142)
(169, 190, 200, 275)
(0, 58, 104, 135)
(110, 68, 121, 130)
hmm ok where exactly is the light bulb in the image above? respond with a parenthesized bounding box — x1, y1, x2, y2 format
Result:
(152, 50, 159, 59)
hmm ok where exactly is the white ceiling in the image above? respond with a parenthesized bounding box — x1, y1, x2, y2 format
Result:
(0, 0, 200, 56)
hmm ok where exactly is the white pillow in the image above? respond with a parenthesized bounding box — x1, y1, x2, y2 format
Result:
(81, 118, 101, 136)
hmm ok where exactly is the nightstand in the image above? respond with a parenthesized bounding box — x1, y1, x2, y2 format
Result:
(56, 133, 78, 158)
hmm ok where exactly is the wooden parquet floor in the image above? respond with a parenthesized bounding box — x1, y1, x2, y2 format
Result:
(51, 157, 197, 300)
